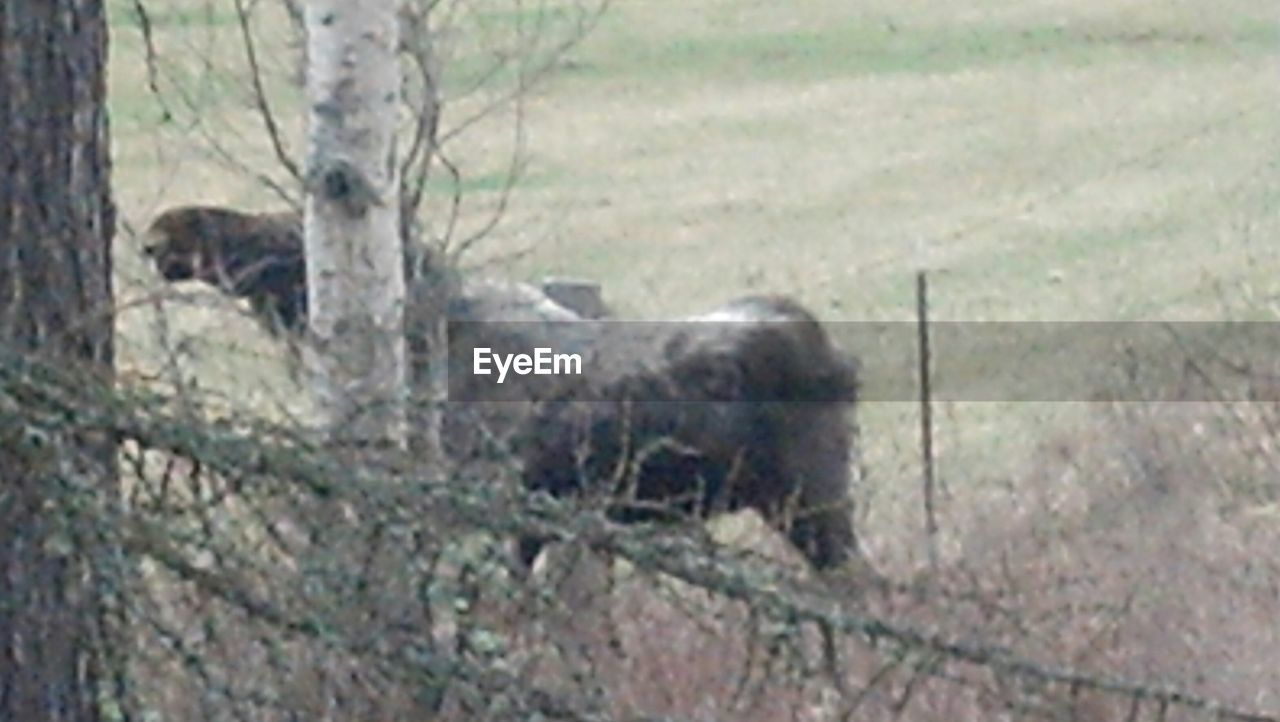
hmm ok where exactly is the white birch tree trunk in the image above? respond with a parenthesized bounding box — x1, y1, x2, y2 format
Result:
(303, 0, 408, 447)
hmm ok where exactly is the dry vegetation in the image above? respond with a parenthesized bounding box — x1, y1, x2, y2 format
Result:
(70, 0, 1280, 719)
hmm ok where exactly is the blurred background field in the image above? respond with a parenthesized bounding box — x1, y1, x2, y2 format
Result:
(106, 0, 1280, 570)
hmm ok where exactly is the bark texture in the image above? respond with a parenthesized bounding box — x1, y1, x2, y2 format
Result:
(304, 0, 408, 446)
(0, 0, 117, 719)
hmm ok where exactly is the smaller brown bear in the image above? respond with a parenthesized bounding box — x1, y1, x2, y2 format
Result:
(142, 205, 307, 335)
(142, 207, 612, 332)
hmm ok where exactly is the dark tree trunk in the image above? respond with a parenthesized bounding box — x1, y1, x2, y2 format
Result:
(0, 1, 117, 721)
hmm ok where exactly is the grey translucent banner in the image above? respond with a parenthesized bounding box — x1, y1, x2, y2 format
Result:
(443, 321, 1280, 402)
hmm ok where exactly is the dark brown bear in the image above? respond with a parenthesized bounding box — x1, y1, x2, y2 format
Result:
(517, 296, 861, 572)
(142, 205, 307, 335)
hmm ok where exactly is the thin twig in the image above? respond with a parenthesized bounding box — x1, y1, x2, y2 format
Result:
(232, 0, 302, 182)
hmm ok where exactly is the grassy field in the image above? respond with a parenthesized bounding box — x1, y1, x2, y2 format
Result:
(106, 0, 1280, 564)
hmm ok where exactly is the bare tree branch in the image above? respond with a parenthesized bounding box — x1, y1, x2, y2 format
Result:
(232, 0, 302, 183)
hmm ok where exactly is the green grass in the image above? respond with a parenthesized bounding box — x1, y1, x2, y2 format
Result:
(565, 10, 1279, 84)
(109, 0, 241, 30)
(429, 168, 558, 195)
(469, 4, 580, 30)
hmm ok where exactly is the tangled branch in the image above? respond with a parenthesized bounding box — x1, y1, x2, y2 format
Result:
(2, 350, 1275, 722)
